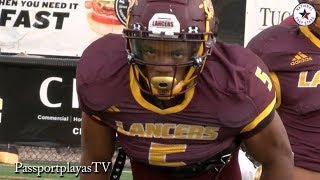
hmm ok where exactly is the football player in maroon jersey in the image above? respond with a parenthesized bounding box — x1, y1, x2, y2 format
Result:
(247, 0, 320, 179)
(77, 0, 293, 179)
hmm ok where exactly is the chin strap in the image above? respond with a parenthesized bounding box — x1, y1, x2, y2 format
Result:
(109, 147, 127, 180)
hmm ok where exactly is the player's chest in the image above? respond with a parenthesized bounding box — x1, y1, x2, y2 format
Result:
(103, 101, 222, 136)
(277, 50, 320, 89)
(103, 110, 241, 142)
(99, 93, 251, 141)
(276, 68, 320, 113)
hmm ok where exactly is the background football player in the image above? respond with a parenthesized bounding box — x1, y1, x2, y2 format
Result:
(247, 0, 320, 179)
(77, 0, 293, 179)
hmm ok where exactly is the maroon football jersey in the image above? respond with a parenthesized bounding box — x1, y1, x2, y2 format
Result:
(77, 33, 276, 167)
(247, 25, 320, 172)
(281, 15, 296, 26)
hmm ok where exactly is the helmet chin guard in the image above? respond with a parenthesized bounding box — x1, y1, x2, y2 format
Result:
(150, 76, 178, 97)
(123, 0, 215, 99)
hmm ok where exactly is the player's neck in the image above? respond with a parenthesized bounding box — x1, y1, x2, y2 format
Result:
(161, 97, 184, 108)
(141, 91, 184, 109)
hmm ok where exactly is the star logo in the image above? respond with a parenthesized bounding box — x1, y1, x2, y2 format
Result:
(300, 9, 311, 19)
(293, 3, 316, 26)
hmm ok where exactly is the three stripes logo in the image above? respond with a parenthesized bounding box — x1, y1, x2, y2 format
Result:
(0, 98, 2, 123)
(106, 106, 120, 113)
(291, 52, 312, 66)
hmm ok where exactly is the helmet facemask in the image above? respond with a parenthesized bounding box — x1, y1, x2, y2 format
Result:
(123, 0, 215, 100)
(129, 40, 204, 99)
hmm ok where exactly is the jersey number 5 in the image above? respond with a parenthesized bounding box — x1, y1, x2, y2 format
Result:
(149, 142, 187, 167)
(255, 67, 272, 91)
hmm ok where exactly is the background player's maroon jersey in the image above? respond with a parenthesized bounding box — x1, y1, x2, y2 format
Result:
(76, 34, 275, 168)
(247, 25, 320, 172)
(281, 15, 296, 26)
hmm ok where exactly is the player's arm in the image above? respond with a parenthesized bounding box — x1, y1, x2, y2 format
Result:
(242, 110, 293, 180)
(239, 49, 293, 179)
(80, 112, 116, 180)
